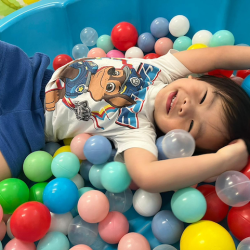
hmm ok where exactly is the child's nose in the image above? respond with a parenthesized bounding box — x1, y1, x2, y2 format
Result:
(178, 98, 192, 116)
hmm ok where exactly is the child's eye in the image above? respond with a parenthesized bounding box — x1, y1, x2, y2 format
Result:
(200, 91, 207, 104)
(188, 120, 194, 132)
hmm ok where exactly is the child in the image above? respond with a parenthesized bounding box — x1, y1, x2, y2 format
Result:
(0, 40, 249, 193)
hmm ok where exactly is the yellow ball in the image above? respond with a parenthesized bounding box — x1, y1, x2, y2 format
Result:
(63, 138, 73, 146)
(53, 146, 71, 158)
(23, 0, 40, 4)
(187, 43, 208, 50)
(180, 220, 236, 250)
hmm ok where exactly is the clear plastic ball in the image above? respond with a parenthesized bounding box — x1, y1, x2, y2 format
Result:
(105, 188, 133, 213)
(72, 44, 89, 59)
(162, 129, 195, 159)
(68, 215, 98, 246)
(215, 171, 250, 207)
(153, 245, 178, 250)
(237, 237, 250, 250)
(169, 15, 190, 37)
(80, 27, 98, 46)
(192, 30, 212, 46)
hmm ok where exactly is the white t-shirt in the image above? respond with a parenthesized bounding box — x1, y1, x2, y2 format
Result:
(44, 50, 191, 161)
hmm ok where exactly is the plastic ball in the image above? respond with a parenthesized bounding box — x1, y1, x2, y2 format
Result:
(173, 36, 192, 51)
(10, 201, 51, 242)
(105, 188, 133, 213)
(0, 178, 29, 214)
(43, 178, 79, 214)
(78, 190, 109, 223)
(4, 238, 36, 250)
(53, 145, 71, 158)
(111, 22, 138, 51)
(89, 164, 105, 189)
(133, 189, 162, 217)
(180, 220, 236, 250)
(192, 30, 213, 46)
(80, 27, 98, 46)
(6, 217, 14, 239)
(29, 182, 48, 203)
(108, 148, 117, 162)
(0, 205, 2, 222)
(215, 170, 250, 207)
(53, 54, 73, 71)
(209, 30, 235, 47)
(208, 69, 234, 78)
(162, 129, 195, 159)
(242, 75, 250, 97)
(125, 46, 144, 58)
(0, 221, 6, 241)
(78, 187, 94, 197)
(37, 231, 70, 250)
(83, 135, 112, 164)
(187, 43, 208, 50)
(237, 237, 250, 250)
(152, 210, 184, 244)
(196, 184, 229, 222)
(169, 15, 190, 37)
(80, 160, 93, 181)
(71, 174, 85, 189)
(70, 133, 92, 160)
(87, 48, 106, 57)
(156, 136, 168, 160)
(137, 32, 155, 52)
(72, 44, 89, 59)
(143, 53, 160, 59)
(154, 37, 173, 56)
(150, 17, 169, 38)
(153, 245, 177, 250)
(97, 34, 114, 53)
(228, 203, 250, 241)
(98, 211, 129, 244)
(68, 215, 98, 246)
(101, 162, 131, 193)
(106, 49, 125, 58)
(171, 187, 207, 223)
(51, 152, 80, 179)
(118, 233, 151, 250)
(70, 246, 93, 250)
(42, 142, 61, 156)
(48, 212, 73, 235)
(23, 151, 53, 182)
(237, 70, 250, 79)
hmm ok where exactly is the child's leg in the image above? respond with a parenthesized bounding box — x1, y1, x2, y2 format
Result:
(0, 151, 11, 181)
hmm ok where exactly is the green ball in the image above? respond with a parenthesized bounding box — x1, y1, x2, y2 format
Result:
(101, 162, 131, 193)
(29, 182, 48, 203)
(97, 35, 114, 53)
(0, 0, 16, 18)
(78, 187, 94, 198)
(0, 178, 29, 214)
(173, 36, 192, 51)
(209, 30, 235, 47)
(23, 151, 53, 182)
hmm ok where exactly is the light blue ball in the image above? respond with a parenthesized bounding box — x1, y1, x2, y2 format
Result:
(42, 142, 61, 156)
(80, 27, 98, 46)
(37, 232, 70, 250)
(150, 17, 169, 38)
(0, 241, 2, 250)
(156, 136, 168, 160)
(89, 164, 105, 189)
(153, 245, 177, 250)
(97, 34, 114, 53)
(43, 178, 79, 214)
(51, 152, 80, 179)
(171, 187, 207, 223)
(152, 210, 184, 244)
(242, 75, 250, 97)
(78, 187, 94, 197)
(173, 36, 192, 51)
(72, 44, 89, 59)
(108, 148, 117, 162)
(101, 162, 131, 193)
(137, 32, 155, 52)
(80, 160, 93, 181)
(209, 30, 235, 47)
(83, 135, 112, 165)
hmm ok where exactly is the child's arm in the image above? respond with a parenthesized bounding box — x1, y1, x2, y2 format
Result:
(124, 139, 248, 192)
(173, 46, 250, 73)
(0, 152, 11, 181)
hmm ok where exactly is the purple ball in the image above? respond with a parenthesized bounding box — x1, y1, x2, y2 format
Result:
(137, 32, 155, 52)
(150, 17, 169, 38)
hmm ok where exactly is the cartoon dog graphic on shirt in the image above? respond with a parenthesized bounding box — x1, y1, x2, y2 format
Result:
(45, 59, 147, 117)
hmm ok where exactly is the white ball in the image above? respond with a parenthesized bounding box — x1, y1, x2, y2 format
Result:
(133, 189, 162, 217)
(237, 237, 250, 250)
(48, 212, 73, 235)
(169, 15, 190, 37)
(192, 30, 213, 46)
(7, 217, 14, 239)
(125, 47, 144, 58)
(71, 174, 85, 189)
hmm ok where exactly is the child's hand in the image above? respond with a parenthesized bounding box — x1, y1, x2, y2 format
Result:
(217, 139, 249, 172)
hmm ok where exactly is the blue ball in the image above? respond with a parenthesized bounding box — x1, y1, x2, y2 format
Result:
(108, 148, 117, 162)
(242, 75, 250, 97)
(137, 32, 155, 52)
(156, 136, 168, 160)
(42, 142, 61, 156)
(152, 210, 184, 244)
(150, 17, 169, 38)
(80, 160, 93, 181)
(83, 135, 112, 165)
(43, 178, 79, 214)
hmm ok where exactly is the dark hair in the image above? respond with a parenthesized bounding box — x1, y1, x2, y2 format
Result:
(155, 74, 250, 154)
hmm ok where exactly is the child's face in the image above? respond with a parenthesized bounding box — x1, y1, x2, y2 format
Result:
(154, 76, 228, 151)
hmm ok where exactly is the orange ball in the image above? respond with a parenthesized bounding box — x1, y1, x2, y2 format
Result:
(154, 37, 173, 56)
(87, 48, 106, 57)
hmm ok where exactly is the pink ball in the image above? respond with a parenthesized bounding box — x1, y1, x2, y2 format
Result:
(4, 238, 36, 250)
(70, 133, 92, 160)
(0, 220, 6, 241)
(70, 245, 93, 250)
(0, 205, 3, 222)
(106, 50, 125, 58)
(98, 211, 129, 244)
(78, 190, 109, 223)
(118, 233, 151, 250)
(154, 37, 173, 56)
(87, 48, 107, 58)
(129, 180, 139, 190)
